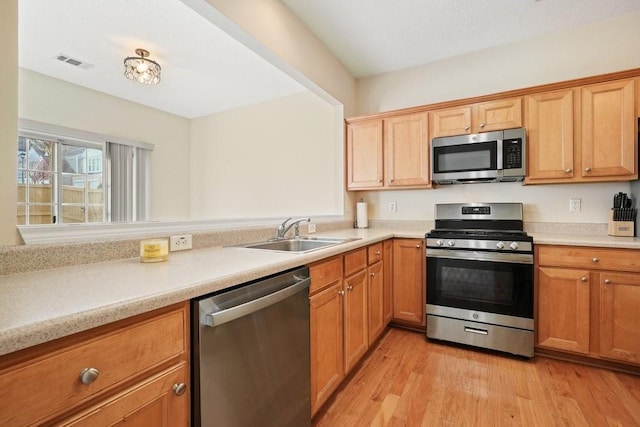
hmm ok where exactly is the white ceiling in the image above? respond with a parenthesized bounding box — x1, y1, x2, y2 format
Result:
(18, 0, 305, 119)
(280, 0, 640, 78)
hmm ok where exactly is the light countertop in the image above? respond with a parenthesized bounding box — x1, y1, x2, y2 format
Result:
(1, 227, 639, 357)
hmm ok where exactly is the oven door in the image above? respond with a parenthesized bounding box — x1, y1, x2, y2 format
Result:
(426, 248, 533, 320)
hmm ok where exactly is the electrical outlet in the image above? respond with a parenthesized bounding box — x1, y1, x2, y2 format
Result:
(388, 201, 397, 213)
(308, 223, 317, 233)
(569, 198, 581, 212)
(170, 234, 192, 251)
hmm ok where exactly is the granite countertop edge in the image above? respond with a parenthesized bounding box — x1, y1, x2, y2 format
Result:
(1, 227, 639, 357)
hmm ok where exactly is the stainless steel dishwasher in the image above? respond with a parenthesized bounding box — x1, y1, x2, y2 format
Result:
(192, 266, 311, 427)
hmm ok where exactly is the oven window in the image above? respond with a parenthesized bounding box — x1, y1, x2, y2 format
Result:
(433, 141, 497, 173)
(427, 256, 533, 318)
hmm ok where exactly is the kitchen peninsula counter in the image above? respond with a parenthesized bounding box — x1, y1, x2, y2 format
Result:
(1, 227, 639, 357)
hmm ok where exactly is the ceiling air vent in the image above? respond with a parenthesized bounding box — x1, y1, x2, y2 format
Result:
(55, 53, 94, 70)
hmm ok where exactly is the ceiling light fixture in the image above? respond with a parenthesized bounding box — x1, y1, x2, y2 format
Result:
(123, 48, 161, 85)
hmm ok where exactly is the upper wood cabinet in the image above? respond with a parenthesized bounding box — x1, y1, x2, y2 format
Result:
(525, 78, 638, 184)
(525, 89, 575, 181)
(581, 79, 636, 179)
(430, 97, 522, 138)
(346, 112, 430, 190)
(346, 119, 384, 189)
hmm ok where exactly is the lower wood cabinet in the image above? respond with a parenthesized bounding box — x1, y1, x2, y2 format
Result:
(0, 302, 190, 427)
(536, 245, 640, 366)
(392, 238, 425, 327)
(309, 240, 393, 416)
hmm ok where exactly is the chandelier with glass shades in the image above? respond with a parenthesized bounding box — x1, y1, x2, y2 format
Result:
(123, 48, 161, 85)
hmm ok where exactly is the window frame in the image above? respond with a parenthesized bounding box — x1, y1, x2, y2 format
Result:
(17, 118, 154, 226)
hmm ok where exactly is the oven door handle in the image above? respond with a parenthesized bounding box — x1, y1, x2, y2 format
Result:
(426, 249, 533, 264)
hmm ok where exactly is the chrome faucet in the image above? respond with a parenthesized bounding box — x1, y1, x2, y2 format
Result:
(277, 217, 311, 239)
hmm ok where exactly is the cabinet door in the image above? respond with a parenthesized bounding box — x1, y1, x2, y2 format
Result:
(310, 281, 344, 415)
(344, 270, 368, 373)
(537, 267, 590, 354)
(367, 261, 385, 345)
(599, 272, 640, 364)
(383, 239, 393, 325)
(581, 79, 636, 178)
(392, 239, 425, 326)
(384, 113, 430, 187)
(525, 89, 575, 181)
(476, 97, 522, 132)
(60, 363, 189, 427)
(430, 106, 472, 137)
(346, 120, 384, 189)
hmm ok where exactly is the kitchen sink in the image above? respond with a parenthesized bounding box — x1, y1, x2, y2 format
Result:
(233, 236, 361, 253)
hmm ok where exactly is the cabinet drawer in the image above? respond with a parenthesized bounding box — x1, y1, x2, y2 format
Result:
(309, 256, 343, 294)
(537, 246, 640, 273)
(344, 248, 367, 277)
(0, 305, 188, 426)
(367, 243, 383, 265)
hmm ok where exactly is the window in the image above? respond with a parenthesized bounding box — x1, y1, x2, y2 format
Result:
(17, 119, 153, 225)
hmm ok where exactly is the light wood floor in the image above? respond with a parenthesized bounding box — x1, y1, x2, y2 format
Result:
(312, 327, 640, 427)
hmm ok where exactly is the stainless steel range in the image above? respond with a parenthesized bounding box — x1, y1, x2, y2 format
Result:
(425, 203, 534, 357)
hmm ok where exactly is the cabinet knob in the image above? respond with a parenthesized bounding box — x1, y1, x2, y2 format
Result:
(592, 257, 599, 263)
(464, 126, 470, 131)
(581, 276, 588, 282)
(338, 290, 345, 296)
(388, 179, 394, 183)
(173, 383, 187, 396)
(479, 123, 485, 128)
(415, 245, 421, 249)
(604, 279, 612, 285)
(369, 272, 375, 277)
(565, 168, 572, 174)
(585, 167, 592, 172)
(375, 251, 381, 255)
(80, 367, 100, 385)
(377, 179, 382, 183)
(347, 285, 353, 291)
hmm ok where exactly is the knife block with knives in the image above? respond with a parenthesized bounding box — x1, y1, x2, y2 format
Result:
(608, 192, 637, 237)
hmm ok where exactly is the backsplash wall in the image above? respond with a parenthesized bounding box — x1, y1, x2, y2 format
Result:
(357, 181, 631, 224)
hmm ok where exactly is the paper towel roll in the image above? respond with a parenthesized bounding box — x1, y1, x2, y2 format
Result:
(356, 202, 368, 228)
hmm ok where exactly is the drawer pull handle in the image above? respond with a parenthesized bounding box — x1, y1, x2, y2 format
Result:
(604, 279, 612, 285)
(464, 326, 488, 335)
(80, 367, 100, 385)
(581, 276, 588, 282)
(173, 383, 187, 396)
(592, 257, 599, 263)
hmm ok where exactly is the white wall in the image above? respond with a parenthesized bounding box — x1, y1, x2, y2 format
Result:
(190, 91, 343, 218)
(355, 12, 640, 224)
(0, 0, 18, 245)
(19, 69, 192, 221)
(357, 12, 640, 115)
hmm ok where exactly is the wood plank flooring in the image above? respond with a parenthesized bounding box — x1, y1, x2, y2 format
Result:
(312, 327, 640, 427)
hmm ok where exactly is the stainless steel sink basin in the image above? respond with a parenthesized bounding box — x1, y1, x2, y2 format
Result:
(233, 236, 361, 253)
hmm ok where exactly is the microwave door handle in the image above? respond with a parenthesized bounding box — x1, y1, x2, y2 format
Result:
(496, 139, 503, 170)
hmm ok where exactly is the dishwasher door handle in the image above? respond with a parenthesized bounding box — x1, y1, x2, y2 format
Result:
(203, 277, 310, 327)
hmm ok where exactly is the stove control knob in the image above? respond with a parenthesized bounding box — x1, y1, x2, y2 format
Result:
(496, 241, 505, 249)
(436, 239, 443, 247)
(447, 240, 455, 247)
(509, 242, 519, 250)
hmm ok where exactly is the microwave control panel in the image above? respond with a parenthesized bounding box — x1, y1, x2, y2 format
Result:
(503, 139, 523, 169)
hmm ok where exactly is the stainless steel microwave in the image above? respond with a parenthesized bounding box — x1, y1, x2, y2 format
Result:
(431, 128, 526, 184)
